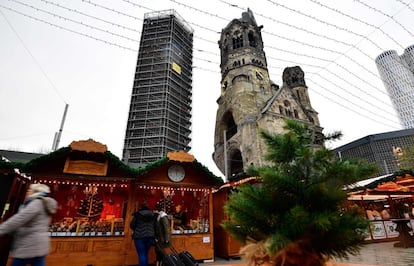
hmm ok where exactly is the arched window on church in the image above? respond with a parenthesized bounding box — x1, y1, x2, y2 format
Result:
(222, 81, 228, 91)
(284, 100, 293, 117)
(294, 110, 299, 118)
(230, 150, 244, 177)
(232, 34, 243, 49)
(248, 31, 257, 48)
(279, 105, 284, 115)
(226, 115, 237, 140)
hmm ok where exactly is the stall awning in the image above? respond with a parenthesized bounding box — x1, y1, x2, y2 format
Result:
(347, 171, 414, 200)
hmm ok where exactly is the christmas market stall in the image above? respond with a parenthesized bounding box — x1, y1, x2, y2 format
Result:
(347, 171, 414, 247)
(2, 139, 223, 266)
(123, 150, 224, 265)
(14, 139, 137, 266)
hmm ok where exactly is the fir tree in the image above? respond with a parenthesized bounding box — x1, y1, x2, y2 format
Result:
(222, 119, 378, 264)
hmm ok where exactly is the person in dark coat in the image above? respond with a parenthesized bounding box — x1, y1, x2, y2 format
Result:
(130, 202, 156, 266)
(154, 205, 171, 266)
(0, 183, 57, 266)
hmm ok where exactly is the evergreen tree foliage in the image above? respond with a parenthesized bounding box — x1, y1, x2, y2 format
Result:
(222, 119, 378, 260)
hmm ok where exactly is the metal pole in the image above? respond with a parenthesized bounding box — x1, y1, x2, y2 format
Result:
(52, 103, 69, 151)
(223, 130, 228, 182)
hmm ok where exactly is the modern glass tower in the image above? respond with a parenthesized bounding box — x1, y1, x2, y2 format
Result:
(122, 10, 193, 166)
(376, 45, 414, 129)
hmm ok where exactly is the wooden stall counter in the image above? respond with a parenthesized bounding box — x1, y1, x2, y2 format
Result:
(47, 236, 127, 266)
(171, 233, 214, 260)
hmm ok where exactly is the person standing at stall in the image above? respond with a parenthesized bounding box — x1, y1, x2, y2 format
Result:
(0, 183, 57, 266)
(366, 204, 381, 220)
(130, 202, 156, 266)
(154, 205, 171, 266)
(173, 204, 187, 229)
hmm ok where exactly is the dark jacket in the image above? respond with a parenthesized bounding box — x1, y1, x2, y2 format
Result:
(130, 208, 156, 239)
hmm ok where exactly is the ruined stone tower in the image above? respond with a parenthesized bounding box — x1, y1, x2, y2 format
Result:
(213, 9, 323, 180)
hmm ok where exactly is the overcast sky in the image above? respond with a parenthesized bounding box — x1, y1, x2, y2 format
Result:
(1, 0, 413, 178)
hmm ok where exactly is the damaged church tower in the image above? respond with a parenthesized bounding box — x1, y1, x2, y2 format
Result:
(213, 8, 323, 179)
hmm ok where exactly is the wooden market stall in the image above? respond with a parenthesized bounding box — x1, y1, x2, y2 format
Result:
(4, 139, 223, 266)
(124, 150, 223, 265)
(347, 171, 414, 246)
(212, 176, 259, 259)
(11, 139, 136, 266)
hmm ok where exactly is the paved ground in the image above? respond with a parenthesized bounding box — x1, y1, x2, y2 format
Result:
(203, 241, 414, 266)
(330, 241, 414, 266)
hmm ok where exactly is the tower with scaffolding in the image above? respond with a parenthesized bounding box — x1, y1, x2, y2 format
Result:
(122, 10, 193, 166)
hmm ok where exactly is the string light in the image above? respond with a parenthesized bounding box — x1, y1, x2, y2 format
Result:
(32, 179, 214, 192)
(213, 176, 259, 192)
(137, 184, 212, 193)
(34, 179, 130, 188)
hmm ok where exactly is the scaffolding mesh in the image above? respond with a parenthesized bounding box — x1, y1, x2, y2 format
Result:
(122, 10, 193, 166)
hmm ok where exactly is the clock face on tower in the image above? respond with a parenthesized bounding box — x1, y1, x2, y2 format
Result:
(167, 164, 185, 182)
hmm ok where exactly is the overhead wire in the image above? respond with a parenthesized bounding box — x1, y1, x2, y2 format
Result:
(322, 68, 393, 108)
(307, 78, 400, 129)
(218, 0, 414, 111)
(40, 0, 140, 33)
(0, 7, 67, 104)
(355, 0, 414, 38)
(79, 0, 399, 101)
(81, 0, 142, 21)
(313, 73, 398, 124)
(0, 1, 386, 81)
(225, 0, 414, 87)
(394, 0, 414, 14)
(25, 0, 398, 120)
(171, 0, 369, 91)
(308, 0, 405, 49)
(217, 0, 392, 87)
(173, 0, 387, 84)
(211, 0, 397, 118)
(1, 0, 411, 128)
(83, 0, 219, 47)
(220, 0, 386, 56)
(10, 0, 140, 43)
(0, 4, 137, 51)
(3, 1, 221, 68)
(4, 0, 222, 68)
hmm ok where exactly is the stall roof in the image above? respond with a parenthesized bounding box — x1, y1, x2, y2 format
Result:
(137, 150, 224, 185)
(347, 170, 414, 200)
(6, 140, 223, 184)
(347, 174, 393, 190)
(348, 170, 414, 191)
(0, 149, 43, 163)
